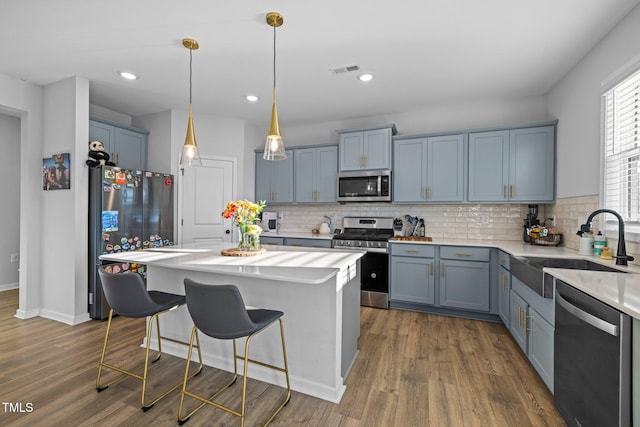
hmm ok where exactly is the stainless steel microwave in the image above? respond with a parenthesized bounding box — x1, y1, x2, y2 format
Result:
(337, 170, 391, 202)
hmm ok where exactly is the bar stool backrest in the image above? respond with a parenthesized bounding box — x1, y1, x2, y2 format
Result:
(183, 279, 262, 340)
(98, 267, 163, 318)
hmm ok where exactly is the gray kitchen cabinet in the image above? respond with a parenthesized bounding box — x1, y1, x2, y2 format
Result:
(255, 150, 294, 203)
(294, 145, 338, 203)
(89, 118, 148, 170)
(439, 246, 490, 312)
(393, 134, 464, 202)
(468, 126, 555, 202)
(260, 236, 284, 245)
(283, 238, 332, 248)
(390, 249, 436, 305)
(338, 124, 396, 171)
(509, 278, 554, 392)
(497, 250, 511, 326)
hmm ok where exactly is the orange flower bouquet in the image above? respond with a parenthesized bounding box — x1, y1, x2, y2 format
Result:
(222, 199, 266, 251)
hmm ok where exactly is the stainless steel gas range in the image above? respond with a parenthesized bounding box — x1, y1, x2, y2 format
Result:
(332, 217, 393, 309)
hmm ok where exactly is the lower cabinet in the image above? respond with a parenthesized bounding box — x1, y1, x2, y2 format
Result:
(498, 265, 511, 326)
(283, 238, 332, 248)
(509, 279, 554, 392)
(390, 255, 435, 305)
(260, 236, 284, 245)
(439, 247, 490, 312)
(389, 244, 491, 316)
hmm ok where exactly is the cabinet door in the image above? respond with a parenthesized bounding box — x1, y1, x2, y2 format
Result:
(294, 148, 316, 203)
(255, 152, 272, 202)
(114, 128, 147, 170)
(255, 151, 294, 203)
(284, 238, 332, 248)
(89, 120, 115, 156)
(509, 290, 528, 353)
(362, 128, 391, 170)
(498, 265, 510, 326)
(427, 134, 464, 202)
(393, 138, 426, 202)
(527, 308, 554, 392)
(509, 126, 555, 202)
(390, 256, 435, 304)
(271, 152, 294, 202)
(439, 260, 490, 311)
(468, 130, 509, 202)
(339, 132, 364, 171)
(315, 146, 338, 202)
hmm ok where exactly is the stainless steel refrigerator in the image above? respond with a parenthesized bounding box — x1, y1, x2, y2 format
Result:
(88, 165, 174, 319)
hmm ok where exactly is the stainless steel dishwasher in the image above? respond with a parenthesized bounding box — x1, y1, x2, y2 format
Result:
(554, 280, 631, 427)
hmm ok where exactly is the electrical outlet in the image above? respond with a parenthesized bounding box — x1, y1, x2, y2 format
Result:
(10, 253, 19, 263)
(481, 215, 490, 225)
(278, 213, 284, 221)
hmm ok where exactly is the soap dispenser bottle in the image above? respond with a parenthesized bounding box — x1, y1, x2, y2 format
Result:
(593, 231, 606, 257)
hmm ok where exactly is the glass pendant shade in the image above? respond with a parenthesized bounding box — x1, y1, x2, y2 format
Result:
(180, 104, 202, 166)
(263, 99, 286, 160)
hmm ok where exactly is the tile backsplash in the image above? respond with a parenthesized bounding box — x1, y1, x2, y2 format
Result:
(267, 195, 638, 266)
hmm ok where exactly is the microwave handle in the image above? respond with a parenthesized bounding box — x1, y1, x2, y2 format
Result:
(377, 175, 382, 194)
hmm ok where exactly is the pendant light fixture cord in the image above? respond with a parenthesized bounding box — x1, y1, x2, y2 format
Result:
(189, 47, 193, 105)
(273, 24, 277, 100)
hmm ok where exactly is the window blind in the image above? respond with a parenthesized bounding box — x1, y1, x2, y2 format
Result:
(604, 69, 640, 221)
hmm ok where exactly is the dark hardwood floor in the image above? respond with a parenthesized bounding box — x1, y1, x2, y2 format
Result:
(0, 289, 565, 426)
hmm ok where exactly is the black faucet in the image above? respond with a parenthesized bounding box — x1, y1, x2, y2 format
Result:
(577, 209, 635, 266)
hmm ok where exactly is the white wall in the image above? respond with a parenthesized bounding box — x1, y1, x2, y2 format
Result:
(0, 113, 20, 290)
(547, 4, 640, 198)
(0, 73, 43, 318)
(40, 76, 90, 324)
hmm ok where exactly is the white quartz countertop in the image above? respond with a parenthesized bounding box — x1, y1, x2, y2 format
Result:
(100, 242, 364, 285)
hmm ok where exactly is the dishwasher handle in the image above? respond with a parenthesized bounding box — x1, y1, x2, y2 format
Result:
(556, 290, 618, 336)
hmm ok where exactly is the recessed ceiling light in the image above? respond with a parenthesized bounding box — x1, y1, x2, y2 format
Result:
(118, 71, 138, 80)
(359, 73, 374, 82)
(246, 94, 259, 102)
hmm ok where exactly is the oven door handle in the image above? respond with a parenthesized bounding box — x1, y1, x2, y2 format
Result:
(331, 246, 386, 254)
(555, 290, 618, 336)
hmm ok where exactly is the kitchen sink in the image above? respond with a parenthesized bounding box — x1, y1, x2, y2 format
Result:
(509, 256, 627, 298)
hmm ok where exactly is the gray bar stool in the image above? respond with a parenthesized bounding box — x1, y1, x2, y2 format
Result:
(178, 279, 291, 426)
(96, 266, 203, 410)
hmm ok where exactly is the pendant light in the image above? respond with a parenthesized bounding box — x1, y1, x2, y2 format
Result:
(180, 38, 202, 167)
(263, 12, 287, 161)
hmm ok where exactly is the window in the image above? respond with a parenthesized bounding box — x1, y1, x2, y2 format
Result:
(603, 68, 640, 237)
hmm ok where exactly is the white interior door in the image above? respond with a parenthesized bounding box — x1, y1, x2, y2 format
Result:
(179, 156, 236, 244)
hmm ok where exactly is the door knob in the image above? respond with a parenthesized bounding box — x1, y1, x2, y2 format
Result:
(225, 229, 231, 234)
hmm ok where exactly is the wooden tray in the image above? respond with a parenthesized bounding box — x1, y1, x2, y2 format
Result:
(221, 247, 267, 257)
(389, 236, 433, 242)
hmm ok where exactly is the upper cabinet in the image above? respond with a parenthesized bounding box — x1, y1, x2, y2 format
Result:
(393, 134, 465, 202)
(468, 126, 555, 203)
(338, 124, 397, 171)
(89, 118, 148, 171)
(294, 145, 338, 203)
(255, 150, 294, 204)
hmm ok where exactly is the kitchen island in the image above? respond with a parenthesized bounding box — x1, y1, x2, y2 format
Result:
(100, 243, 365, 403)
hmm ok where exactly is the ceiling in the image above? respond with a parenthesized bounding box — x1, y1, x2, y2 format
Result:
(1, 1, 639, 129)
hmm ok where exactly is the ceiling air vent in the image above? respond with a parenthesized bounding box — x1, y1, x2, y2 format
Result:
(330, 64, 360, 74)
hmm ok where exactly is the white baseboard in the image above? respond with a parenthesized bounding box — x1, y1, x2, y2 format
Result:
(0, 282, 19, 292)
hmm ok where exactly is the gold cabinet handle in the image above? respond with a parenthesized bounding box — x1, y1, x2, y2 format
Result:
(363, 156, 367, 168)
(498, 256, 505, 263)
(440, 262, 445, 276)
(404, 249, 420, 253)
(427, 187, 431, 200)
(504, 185, 508, 198)
(524, 314, 531, 332)
(511, 185, 514, 198)
(429, 261, 433, 276)
(518, 306, 523, 328)
(455, 252, 473, 257)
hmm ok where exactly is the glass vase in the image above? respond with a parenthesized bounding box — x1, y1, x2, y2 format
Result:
(238, 226, 261, 252)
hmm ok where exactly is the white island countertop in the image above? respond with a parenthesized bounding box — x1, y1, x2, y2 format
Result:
(100, 242, 365, 285)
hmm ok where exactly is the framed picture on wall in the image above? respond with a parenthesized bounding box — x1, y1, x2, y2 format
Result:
(42, 153, 70, 190)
